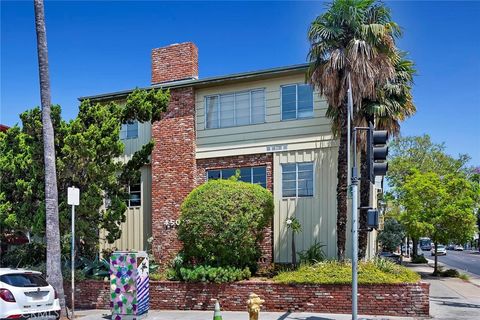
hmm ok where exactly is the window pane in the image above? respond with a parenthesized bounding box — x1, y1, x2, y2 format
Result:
(207, 170, 221, 180)
(282, 86, 297, 120)
(282, 163, 296, 174)
(239, 168, 252, 183)
(130, 184, 141, 192)
(235, 92, 250, 125)
(298, 85, 313, 118)
(206, 96, 219, 128)
(126, 121, 138, 139)
(120, 124, 127, 140)
(298, 162, 314, 172)
(221, 168, 236, 179)
(252, 167, 266, 187)
(220, 94, 235, 127)
(251, 90, 265, 124)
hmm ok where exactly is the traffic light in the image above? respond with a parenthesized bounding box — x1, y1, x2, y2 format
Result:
(366, 122, 389, 183)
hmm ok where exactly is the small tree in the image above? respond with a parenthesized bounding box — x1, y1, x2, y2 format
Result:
(178, 179, 274, 271)
(399, 170, 477, 274)
(286, 217, 301, 266)
(378, 218, 405, 252)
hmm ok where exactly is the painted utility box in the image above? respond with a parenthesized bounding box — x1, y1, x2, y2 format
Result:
(110, 251, 149, 320)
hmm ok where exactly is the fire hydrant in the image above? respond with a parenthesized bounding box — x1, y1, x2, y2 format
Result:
(247, 293, 265, 320)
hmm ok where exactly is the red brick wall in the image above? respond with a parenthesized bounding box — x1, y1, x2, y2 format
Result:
(151, 42, 198, 84)
(151, 87, 197, 266)
(197, 154, 274, 267)
(67, 280, 430, 317)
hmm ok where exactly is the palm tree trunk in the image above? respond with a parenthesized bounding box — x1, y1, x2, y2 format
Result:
(34, 0, 65, 313)
(336, 104, 348, 261)
(291, 231, 296, 267)
(359, 145, 369, 259)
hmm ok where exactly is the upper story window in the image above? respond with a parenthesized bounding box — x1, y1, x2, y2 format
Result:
(207, 166, 267, 188)
(281, 84, 314, 120)
(205, 89, 265, 129)
(120, 121, 138, 140)
(282, 162, 314, 197)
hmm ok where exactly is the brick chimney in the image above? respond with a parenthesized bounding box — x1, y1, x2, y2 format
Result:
(151, 42, 198, 84)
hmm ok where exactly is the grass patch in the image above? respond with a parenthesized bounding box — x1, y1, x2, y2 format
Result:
(411, 255, 428, 264)
(459, 273, 470, 281)
(273, 259, 420, 285)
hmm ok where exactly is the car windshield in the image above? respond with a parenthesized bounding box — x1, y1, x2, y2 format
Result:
(0, 273, 49, 287)
(437, 246, 445, 249)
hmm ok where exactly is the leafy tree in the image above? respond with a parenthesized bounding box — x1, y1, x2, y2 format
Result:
(0, 89, 169, 259)
(378, 218, 405, 252)
(386, 135, 470, 257)
(178, 179, 274, 272)
(398, 170, 477, 274)
(307, 0, 400, 260)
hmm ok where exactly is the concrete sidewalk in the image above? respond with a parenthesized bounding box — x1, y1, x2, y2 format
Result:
(75, 309, 416, 320)
(405, 263, 480, 320)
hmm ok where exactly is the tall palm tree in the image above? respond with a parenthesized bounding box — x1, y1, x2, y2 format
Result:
(358, 54, 416, 258)
(308, 0, 399, 260)
(33, 0, 65, 312)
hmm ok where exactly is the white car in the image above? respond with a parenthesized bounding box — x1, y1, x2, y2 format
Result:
(0, 268, 60, 320)
(454, 245, 464, 251)
(431, 245, 447, 256)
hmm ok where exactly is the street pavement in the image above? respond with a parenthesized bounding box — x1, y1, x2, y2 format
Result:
(434, 250, 480, 276)
(75, 309, 415, 320)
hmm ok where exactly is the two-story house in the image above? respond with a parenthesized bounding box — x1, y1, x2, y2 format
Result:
(80, 42, 378, 266)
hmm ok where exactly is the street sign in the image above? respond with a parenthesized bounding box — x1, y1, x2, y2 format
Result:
(67, 187, 80, 206)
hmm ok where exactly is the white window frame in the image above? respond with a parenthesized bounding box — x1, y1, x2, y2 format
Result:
(205, 88, 266, 129)
(281, 162, 315, 198)
(280, 83, 314, 121)
(127, 177, 142, 208)
(206, 166, 267, 188)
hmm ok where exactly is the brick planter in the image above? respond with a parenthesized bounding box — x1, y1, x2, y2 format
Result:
(65, 280, 429, 317)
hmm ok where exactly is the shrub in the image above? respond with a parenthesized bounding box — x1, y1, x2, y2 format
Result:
(273, 260, 420, 284)
(0, 242, 46, 267)
(168, 265, 251, 283)
(441, 268, 460, 278)
(298, 241, 325, 265)
(411, 255, 428, 264)
(178, 179, 274, 271)
(459, 273, 470, 281)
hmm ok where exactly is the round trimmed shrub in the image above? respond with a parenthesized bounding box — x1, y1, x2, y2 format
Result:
(178, 179, 274, 270)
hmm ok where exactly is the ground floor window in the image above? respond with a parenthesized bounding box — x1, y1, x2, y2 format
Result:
(128, 176, 141, 207)
(282, 162, 314, 197)
(207, 166, 267, 188)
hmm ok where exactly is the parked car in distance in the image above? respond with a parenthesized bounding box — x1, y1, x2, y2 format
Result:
(0, 268, 60, 320)
(446, 244, 455, 250)
(431, 245, 447, 256)
(454, 245, 464, 251)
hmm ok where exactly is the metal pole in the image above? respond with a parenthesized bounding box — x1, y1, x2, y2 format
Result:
(347, 73, 352, 192)
(351, 128, 358, 320)
(71, 204, 75, 320)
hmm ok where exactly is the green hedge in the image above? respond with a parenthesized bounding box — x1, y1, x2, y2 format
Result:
(178, 179, 274, 271)
(273, 259, 420, 284)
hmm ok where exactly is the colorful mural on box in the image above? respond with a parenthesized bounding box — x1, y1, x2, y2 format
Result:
(110, 252, 149, 319)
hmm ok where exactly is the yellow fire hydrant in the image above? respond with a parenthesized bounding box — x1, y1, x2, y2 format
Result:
(247, 293, 265, 320)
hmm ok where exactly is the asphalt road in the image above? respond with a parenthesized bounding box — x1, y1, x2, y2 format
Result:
(422, 249, 480, 276)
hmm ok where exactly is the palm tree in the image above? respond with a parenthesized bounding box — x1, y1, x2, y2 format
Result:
(308, 0, 399, 260)
(33, 0, 65, 312)
(358, 54, 416, 258)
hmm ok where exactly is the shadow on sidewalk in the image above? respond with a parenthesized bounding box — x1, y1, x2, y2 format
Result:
(431, 299, 480, 309)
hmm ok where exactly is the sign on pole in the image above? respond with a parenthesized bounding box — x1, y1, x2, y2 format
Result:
(68, 187, 80, 206)
(68, 186, 79, 320)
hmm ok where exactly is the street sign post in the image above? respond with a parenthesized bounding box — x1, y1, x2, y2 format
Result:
(67, 187, 79, 319)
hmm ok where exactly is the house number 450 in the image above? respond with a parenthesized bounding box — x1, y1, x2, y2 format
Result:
(164, 219, 180, 229)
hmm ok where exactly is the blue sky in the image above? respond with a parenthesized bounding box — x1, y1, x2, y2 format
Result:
(1, 1, 479, 165)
